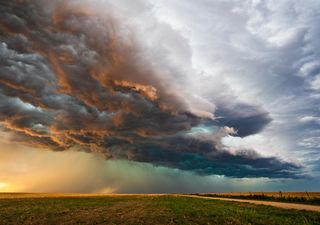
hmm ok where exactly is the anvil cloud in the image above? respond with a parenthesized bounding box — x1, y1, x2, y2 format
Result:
(0, 0, 315, 184)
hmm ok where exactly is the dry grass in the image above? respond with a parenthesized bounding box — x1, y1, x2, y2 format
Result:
(0, 193, 167, 199)
(200, 192, 320, 198)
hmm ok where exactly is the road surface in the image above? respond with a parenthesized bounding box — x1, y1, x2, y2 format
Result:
(181, 195, 320, 212)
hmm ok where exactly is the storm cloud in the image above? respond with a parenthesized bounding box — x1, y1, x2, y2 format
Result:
(0, 0, 303, 178)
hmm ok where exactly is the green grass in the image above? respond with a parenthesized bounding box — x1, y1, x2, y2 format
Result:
(0, 195, 319, 225)
(194, 194, 320, 205)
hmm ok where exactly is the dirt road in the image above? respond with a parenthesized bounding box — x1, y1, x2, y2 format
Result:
(181, 195, 320, 212)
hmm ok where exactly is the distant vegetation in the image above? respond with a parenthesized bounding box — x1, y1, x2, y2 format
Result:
(194, 192, 320, 205)
(0, 194, 320, 225)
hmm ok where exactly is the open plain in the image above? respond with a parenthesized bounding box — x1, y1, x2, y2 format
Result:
(0, 193, 319, 225)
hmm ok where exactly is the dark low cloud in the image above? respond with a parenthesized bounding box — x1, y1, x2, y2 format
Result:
(0, 0, 303, 178)
(216, 103, 272, 137)
(103, 136, 302, 178)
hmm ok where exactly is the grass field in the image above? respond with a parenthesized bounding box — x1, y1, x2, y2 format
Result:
(0, 194, 320, 225)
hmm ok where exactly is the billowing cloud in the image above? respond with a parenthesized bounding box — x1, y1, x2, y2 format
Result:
(0, 0, 304, 179)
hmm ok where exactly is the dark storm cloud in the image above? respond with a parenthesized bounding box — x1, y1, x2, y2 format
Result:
(104, 136, 302, 178)
(215, 103, 272, 137)
(0, 0, 303, 178)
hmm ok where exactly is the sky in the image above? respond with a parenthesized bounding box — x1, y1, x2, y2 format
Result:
(0, 0, 319, 193)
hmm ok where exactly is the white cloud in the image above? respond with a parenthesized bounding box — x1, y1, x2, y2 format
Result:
(299, 61, 320, 77)
(310, 74, 320, 91)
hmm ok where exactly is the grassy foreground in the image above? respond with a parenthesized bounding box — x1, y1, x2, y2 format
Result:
(0, 194, 319, 225)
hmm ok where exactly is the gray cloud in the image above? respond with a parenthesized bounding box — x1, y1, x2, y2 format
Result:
(0, 0, 303, 179)
(215, 103, 272, 137)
